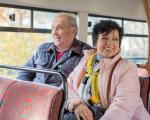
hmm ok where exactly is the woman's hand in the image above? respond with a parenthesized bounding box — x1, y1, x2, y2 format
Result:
(74, 103, 93, 120)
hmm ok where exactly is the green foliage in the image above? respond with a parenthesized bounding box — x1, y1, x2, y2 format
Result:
(0, 32, 51, 78)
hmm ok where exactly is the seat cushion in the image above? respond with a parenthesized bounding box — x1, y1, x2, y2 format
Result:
(0, 76, 16, 107)
(138, 68, 150, 110)
(0, 77, 63, 120)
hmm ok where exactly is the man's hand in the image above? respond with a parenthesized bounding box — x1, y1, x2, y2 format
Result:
(74, 103, 93, 120)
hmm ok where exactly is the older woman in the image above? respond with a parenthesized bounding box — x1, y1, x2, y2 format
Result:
(64, 20, 150, 120)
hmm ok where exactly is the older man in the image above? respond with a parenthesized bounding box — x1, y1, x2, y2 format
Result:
(17, 14, 92, 86)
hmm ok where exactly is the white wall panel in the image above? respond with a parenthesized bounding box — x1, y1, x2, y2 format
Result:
(0, 0, 147, 20)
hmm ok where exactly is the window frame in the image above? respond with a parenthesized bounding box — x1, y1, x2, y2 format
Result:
(0, 3, 77, 33)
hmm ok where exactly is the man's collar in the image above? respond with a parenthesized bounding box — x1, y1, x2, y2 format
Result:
(43, 43, 56, 52)
(69, 38, 82, 55)
(43, 38, 82, 55)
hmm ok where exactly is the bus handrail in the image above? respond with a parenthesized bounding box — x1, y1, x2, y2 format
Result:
(0, 64, 67, 120)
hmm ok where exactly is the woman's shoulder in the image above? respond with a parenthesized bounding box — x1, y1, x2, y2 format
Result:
(83, 49, 96, 57)
(73, 49, 96, 71)
(117, 58, 138, 75)
(120, 58, 137, 68)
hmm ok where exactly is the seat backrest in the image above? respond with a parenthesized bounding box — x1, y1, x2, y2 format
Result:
(0, 76, 63, 120)
(137, 68, 150, 111)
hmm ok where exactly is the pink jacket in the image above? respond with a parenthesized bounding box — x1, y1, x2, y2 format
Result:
(66, 50, 150, 120)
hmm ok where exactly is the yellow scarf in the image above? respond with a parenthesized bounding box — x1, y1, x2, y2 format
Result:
(86, 53, 100, 104)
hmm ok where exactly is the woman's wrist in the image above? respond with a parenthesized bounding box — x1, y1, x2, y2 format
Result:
(73, 102, 83, 111)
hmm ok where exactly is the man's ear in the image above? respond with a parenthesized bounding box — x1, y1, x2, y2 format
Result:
(72, 26, 77, 35)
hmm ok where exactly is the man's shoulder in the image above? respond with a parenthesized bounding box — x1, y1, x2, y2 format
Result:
(76, 39, 93, 50)
(37, 42, 54, 51)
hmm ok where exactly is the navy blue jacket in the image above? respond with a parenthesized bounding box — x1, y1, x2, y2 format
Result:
(17, 39, 92, 86)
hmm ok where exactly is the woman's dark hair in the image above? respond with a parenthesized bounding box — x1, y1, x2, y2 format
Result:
(92, 20, 123, 47)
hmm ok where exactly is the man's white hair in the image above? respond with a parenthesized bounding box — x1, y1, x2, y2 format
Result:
(55, 12, 78, 35)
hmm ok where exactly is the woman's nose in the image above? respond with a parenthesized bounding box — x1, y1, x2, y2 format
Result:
(106, 39, 112, 44)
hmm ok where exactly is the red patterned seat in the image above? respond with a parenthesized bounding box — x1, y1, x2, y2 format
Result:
(0, 76, 63, 120)
(137, 68, 150, 111)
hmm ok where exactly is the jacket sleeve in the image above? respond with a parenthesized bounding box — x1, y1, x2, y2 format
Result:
(16, 49, 38, 81)
(66, 57, 87, 112)
(101, 61, 141, 120)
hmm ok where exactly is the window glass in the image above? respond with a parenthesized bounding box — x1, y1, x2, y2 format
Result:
(124, 20, 148, 35)
(0, 7, 31, 28)
(88, 16, 122, 33)
(33, 11, 57, 29)
(33, 11, 77, 29)
(87, 34, 93, 46)
(0, 32, 52, 77)
(121, 37, 148, 64)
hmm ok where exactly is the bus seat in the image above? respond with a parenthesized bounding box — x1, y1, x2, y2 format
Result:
(0, 76, 63, 120)
(137, 68, 150, 111)
(0, 77, 16, 101)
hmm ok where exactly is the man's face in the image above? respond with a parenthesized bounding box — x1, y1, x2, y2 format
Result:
(51, 16, 76, 51)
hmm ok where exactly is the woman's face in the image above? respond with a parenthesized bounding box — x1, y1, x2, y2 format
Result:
(96, 29, 120, 58)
